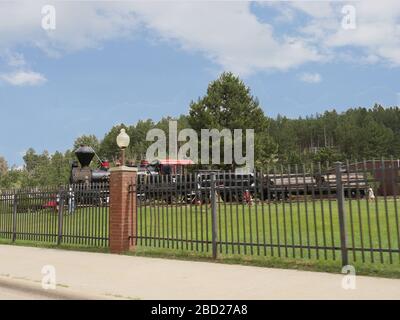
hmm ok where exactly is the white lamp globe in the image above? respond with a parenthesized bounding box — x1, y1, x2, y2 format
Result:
(116, 128, 130, 149)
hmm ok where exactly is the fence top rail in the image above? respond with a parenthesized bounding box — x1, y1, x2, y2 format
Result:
(0, 182, 109, 195)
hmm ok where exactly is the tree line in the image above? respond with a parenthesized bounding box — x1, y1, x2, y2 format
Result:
(1, 72, 399, 188)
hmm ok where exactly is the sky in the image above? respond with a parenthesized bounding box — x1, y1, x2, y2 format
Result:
(0, 1, 400, 166)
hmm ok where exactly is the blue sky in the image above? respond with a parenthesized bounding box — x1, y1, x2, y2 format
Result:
(0, 1, 399, 166)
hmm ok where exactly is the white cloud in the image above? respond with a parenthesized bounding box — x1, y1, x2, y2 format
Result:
(1, 71, 47, 86)
(289, 1, 400, 66)
(0, 2, 140, 54)
(130, 2, 321, 75)
(0, 1, 399, 76)
(0, 2, 321, 76)
(299, 72, 321, 84)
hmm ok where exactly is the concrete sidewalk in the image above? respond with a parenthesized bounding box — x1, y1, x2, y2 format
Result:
(0, 245, 399, 300)
(0, 276, 115, 300)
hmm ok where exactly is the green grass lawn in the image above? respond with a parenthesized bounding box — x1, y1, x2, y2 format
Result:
(0, 205, 109, 247)
(136, 197, 400, 265)
(1, 197, 400, 274)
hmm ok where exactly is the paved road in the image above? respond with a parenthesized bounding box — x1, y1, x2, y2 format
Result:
(0, 245, 399, 300)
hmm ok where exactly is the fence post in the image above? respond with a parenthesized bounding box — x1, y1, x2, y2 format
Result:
(210, 173, 218, 260)
(335, 162, 348, 266)
(12, 193, 17, 242)
(109, 166, 137, 254)
(57, 188, 64, 245)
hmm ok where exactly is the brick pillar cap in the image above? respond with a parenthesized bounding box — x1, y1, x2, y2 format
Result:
(110, 166, 138, 173)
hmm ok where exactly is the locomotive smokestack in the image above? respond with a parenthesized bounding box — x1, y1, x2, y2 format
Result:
(75, 145, 95, 168)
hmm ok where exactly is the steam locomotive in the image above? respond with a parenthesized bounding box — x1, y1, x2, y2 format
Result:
(70, 145, 110, 184)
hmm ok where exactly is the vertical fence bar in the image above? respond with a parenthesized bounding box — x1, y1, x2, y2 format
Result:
(200, 176, 209, 252)
(371, 159, 384, 263)
(266, 166, 274, 257)
(184, 174, 188, 250)
(361, 160, 373, 262)
(189, 173, 193, 251)
(287, 165, 295, 258)
(211, 173, 218, 260)
(88, 184, 92, 246)
(280, 165, 288, 258)
(345, 160, 356, 261)
(240, 173, 247, 254)
(302, 164, 311, 259)
(353, 161, 365, 262)
(57, 188, 64, 245)
(317, 162, 327, 260)
(310, 163, 319, 260)
(161, 175, 165, 248)
(174, 173, 179, 249)
(273, 167, 281, 257)
(194, 174, 199, 251)
(222, 171, 230, 254)
(381, 158, 392, 264)
(149, 176, 154, 247)
(326, 161, 336, 260)
(254, 172, 260, 256)
(390, 157, 400, 263)
(259, 171, 267, 256)
(235, 173, 241, 254)
(228, 172, 235, 255)
(144, 177, 149, 247)
(179, 175, 183, 250)
(295, 164, 303, 258)
(223, 173, 228, 255)
(335, 162, 348, 266)
(248, 173, 254, 255)
(12, 192, 17, 242)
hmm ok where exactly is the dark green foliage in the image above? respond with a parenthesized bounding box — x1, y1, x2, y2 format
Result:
(0, 149, 73, 188)
(268, 104, 400, 164)
(98, 124, 127, 162)
(188, 72, 277, 168)
(0, 156, 7, 176)
(73, 135, 100, 153)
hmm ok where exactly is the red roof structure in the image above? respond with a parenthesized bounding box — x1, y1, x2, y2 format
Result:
(157, 159, 194, 165)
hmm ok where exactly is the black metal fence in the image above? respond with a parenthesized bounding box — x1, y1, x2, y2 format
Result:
(135, 160, 400, 265)
(0, 182, 109, 247)
(1, 160, 399, 266)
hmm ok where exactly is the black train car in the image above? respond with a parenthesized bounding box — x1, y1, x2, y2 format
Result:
(261, 171, 367, 200)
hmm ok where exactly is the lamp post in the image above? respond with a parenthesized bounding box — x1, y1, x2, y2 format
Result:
(110, 128, 136, 254)
(116, 128, 130, 166)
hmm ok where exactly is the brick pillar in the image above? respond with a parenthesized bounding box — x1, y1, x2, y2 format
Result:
(109, 166, 137, 254)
